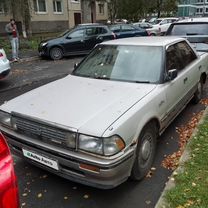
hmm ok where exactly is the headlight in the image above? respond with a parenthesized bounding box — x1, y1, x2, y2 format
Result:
(79, 134, 125, 156)
(0, 111, 12, 128)
(41, 42, 47, 47)
(79, 135, 103, 155)
(103, 136, 125, 156)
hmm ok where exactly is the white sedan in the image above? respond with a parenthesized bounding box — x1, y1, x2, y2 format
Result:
(0, 37, 207, 189)
(0, 48, 10, 80)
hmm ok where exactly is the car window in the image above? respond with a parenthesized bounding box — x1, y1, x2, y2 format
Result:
(166, 45, 183, 71)
(121, 25, 135, 31)
(166, 41, 197, 72)
(73, 45, 163, 83)
(86, 27, 97, 36)
(160, 20, 168, 25)
(109, 25, 120, 32)
(168, 23, 208, 35)
(175, 41, 197, 68)
(68, 29, 85, 38)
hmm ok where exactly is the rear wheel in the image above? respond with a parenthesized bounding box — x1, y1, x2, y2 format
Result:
(131, 123, 157, 180)
(50, 47, 63, 60)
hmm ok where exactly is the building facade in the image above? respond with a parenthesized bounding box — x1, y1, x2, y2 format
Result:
(0, 0, 108, 35)
(178, 0, 208, 17)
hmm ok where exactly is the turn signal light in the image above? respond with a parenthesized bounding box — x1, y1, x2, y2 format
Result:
(79, 163, 100, 173)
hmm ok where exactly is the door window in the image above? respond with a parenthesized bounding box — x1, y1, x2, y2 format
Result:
(121, 25, 135, 31)
(166, 41, 197, 72)
(68, 29, 85, 38)
(175, 41, 197, 68)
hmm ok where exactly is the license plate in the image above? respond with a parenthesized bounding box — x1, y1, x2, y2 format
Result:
(22, 149, 59, 170)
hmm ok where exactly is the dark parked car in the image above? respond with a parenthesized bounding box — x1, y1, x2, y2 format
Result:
(38, 24, 116, 60)
(109, 24, 148, 39)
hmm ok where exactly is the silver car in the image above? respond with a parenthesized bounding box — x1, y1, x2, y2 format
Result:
(0, 37, 207, 189)
(0, 48, 10, 80)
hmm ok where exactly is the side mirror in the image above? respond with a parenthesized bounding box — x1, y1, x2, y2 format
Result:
(66, 36, 72, 39)
(167, 69, 178, 81)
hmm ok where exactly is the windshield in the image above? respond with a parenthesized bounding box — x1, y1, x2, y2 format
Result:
(169, 23, 208, 36)
(73, 45, 163, 83)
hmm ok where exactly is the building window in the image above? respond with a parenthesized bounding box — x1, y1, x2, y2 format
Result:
(71, 0, 80, 3)
(196, 0, 204, 3)
(98, 4, 104, 14)
(53, 0, 63, 13)
(0, 3, 4, 13)
(196, 7, 203, 13)
(33, 0, 47, 13)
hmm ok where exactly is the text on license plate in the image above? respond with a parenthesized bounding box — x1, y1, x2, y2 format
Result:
(22, 149, 59, 170)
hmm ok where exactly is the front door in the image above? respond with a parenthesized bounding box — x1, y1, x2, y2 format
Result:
(63, 29, 86, 54)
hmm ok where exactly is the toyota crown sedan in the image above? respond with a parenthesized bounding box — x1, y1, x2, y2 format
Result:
(0, 37, 207, 189)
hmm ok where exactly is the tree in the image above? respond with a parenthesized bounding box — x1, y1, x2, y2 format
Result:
(0, 0, 32, 37)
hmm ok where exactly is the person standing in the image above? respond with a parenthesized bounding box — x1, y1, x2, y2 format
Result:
(5, 19, 19, 62)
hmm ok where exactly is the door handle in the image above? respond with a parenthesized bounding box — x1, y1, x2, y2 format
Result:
(184, 77, 188, 84)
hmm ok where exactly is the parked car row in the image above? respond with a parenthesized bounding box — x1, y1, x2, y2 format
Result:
(39, 23, 151, 60)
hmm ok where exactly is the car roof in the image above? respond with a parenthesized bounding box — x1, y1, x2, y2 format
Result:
(157, 17, 178, 20)
(101, 37, 185, 47)
(177, 17, 208, 23)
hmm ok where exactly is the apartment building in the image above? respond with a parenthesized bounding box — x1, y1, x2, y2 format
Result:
(0, 0, 108, 35)
(178, 0, 208, 17)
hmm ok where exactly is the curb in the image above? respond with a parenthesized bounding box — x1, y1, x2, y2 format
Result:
(155, 107, 208, 208)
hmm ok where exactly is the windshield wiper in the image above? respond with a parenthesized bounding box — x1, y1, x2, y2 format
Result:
(94, 76, 110, 80)
(134, 81, 150, 83)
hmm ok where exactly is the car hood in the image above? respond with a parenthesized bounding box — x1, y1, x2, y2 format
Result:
(41, 37, 63, 45)
(0, 75, 156, 136)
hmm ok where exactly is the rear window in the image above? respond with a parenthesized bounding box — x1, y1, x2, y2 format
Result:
(168, 23, 208, 35)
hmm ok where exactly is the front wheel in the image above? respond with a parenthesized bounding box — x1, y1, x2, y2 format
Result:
(50, 47, 63, 60)
(131, 123, 157, 180)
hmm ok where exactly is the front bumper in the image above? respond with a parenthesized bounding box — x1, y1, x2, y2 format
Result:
(38, 46, 49, 57)
(1, 128, 135, 189)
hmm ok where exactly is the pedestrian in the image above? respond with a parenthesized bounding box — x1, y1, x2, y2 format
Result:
(5, 19, 19, 62)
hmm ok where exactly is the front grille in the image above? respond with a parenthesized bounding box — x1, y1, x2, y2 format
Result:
(11, 115, 74, 148)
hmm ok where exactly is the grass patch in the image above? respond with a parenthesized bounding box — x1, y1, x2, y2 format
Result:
(165, 114, 208, 208)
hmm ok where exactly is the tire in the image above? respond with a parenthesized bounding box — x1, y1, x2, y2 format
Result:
(192, 80, 203, 104)
(50, 47, 63, 60)
(130, 123, 157, 180)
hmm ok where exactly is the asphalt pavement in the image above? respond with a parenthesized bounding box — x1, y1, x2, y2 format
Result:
(0, 57, 207, 208)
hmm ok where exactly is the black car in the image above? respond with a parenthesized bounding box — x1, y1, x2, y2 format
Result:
(109, 24, 148, 39)
(38, 24, 116, 60)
